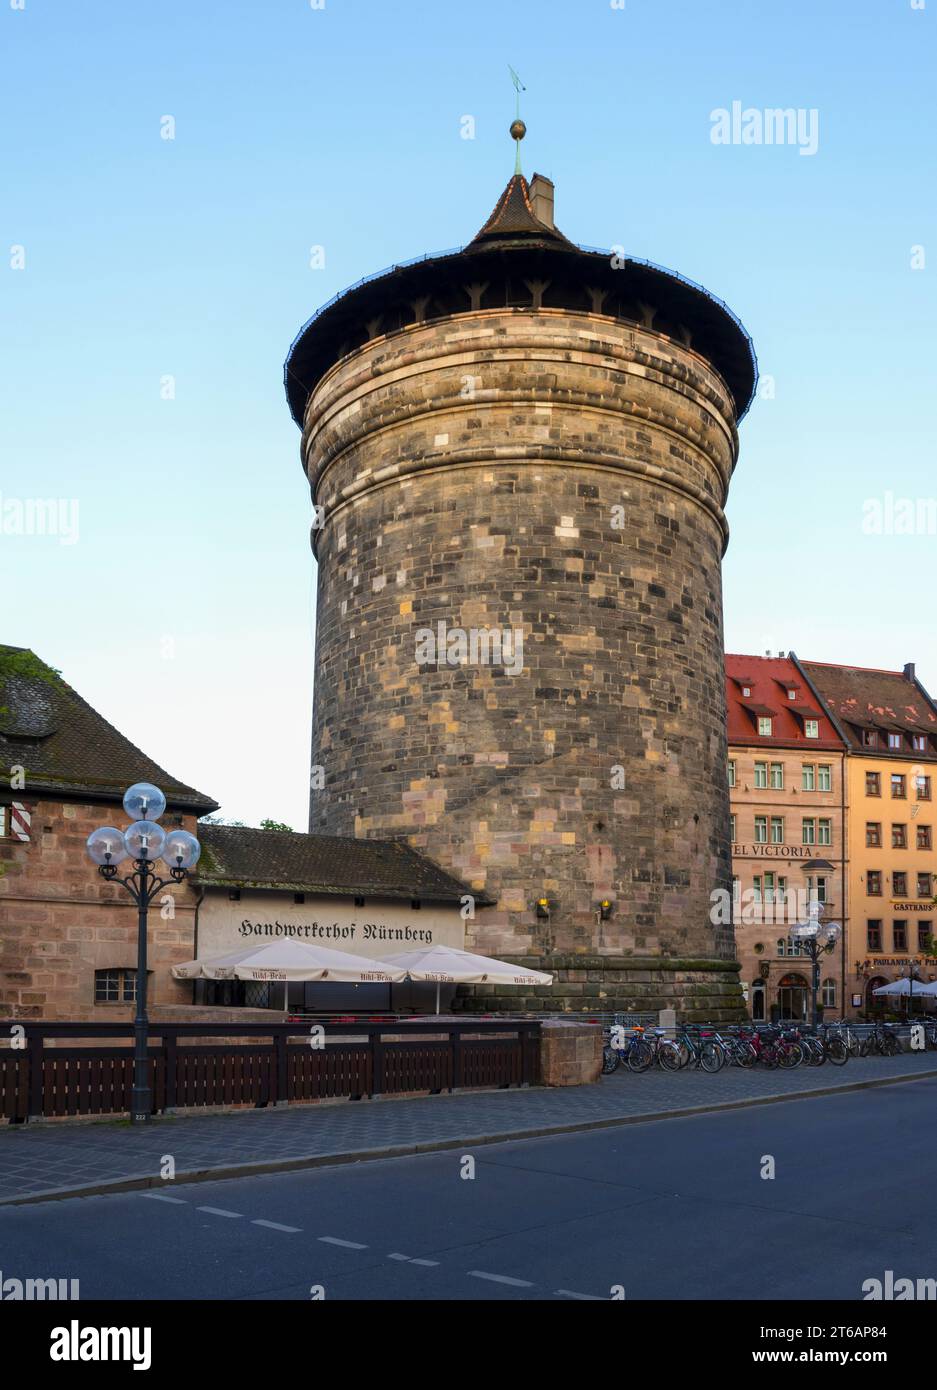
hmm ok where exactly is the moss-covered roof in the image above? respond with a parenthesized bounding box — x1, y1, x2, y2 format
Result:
(0, 645, 217, 812)
(196, 824, 492, 904)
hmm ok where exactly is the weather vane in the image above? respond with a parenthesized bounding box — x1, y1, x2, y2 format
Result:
(508, 65, 527, 174)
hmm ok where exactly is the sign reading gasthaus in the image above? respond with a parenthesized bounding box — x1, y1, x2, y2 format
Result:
(197, 890, 465, 962)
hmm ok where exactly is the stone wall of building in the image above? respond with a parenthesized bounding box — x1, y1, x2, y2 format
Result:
(303, 308, 745, 1017)
(0, 797, 200, 1022)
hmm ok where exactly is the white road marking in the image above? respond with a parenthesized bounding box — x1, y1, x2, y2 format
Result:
(140, 1193, 188, 1204)
(318, 1236, 368, 1249)
(408, 1258, 440, 1267)
(252, 1220, 301, 1233)
(555, 1289, 604, 1301)
(387, 1253, 411, 1261)
(197, 1206, 243, 1218)
(468, 1270, 534, 1288)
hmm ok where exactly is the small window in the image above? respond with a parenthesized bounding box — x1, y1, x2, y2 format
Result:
(410, 899, 422, 911)
(918, 873, 933, 898)
(802, 764, 815, 791)
(770, 816, 784, 844)
(863, 730, 879, 748)
(892, 824, 907, 849)
(754, 816, 768, 844)
(727, 759, 736, 788)
(888, 733, 902, 751)
(293, 892, 305, 905)
(818, 764, 832, 792)
(805, 720, 819, 739)
(916, 775, 932, 801)
(892, 774, 906, 799)
(867, 871, 882, 896)
(94, 968, 140, 1004)
(918, 825, 933, 851)
(729, 814, 737, 841)
(787, 689, 797, 701)
(866, 822, 882, 848)
(807, 875, 827, 904)
(818, 818, 832, 846)
(867, 921, 882, 951)
(822, 979, 836, 1008)
(866, 771, 881, 797)
(802, 817, 816, 845)
(354, 896, 365, 908)
(893, 921, 908, 952)
(758, 717, 773, 737)
(770, 762, 784, 790)
(919, 922, 933, 952)
(741, 686, 751, 698)
(913, 734, 927, 753)
(228, 889, 241, 902)
(893, 871, 908, 897)
(754, 761, 768, 788)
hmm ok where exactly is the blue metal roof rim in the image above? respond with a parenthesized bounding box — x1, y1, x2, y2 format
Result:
(283, 241, 759, 422)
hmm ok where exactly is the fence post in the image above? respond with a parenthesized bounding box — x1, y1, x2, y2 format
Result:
(371, 1027, 384, 1097)
(163, 1031, 177, 1112)
(521, 1023, 538, 1085)
(275, 1030, 288, 1106)
(451, 1025, 463, 1093)
(27, 1033, 43, 1121)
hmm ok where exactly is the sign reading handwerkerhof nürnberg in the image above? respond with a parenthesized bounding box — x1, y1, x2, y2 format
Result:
(197, 890, 466, 961)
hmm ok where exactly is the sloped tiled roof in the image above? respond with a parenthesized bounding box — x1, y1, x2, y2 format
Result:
(725, 654, 844, 750)
(800, 660, 937, 756)
(468, 173, 574, 250)
(195, 825, 491, 904)
(0, 645, 217, 811)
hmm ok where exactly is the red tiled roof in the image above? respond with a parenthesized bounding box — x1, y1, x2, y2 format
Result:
(725, 654, 844, 750)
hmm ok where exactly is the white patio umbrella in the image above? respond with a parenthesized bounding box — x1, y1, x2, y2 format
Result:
(172, 938, 408, 1011)
(381, 943, 554, 1015)
(872, 978, 922, 996)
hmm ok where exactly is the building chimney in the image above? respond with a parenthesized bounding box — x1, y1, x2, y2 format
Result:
(529, 173, 554, 229)
(904, 662, 916, 681)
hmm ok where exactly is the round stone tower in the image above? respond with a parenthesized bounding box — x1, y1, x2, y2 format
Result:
(285, 139, 756, 1019)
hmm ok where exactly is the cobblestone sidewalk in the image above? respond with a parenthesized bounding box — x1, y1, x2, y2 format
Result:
(1, 1050, 935, 1204)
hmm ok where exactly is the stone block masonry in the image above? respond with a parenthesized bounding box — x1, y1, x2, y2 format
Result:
(301, 307, 746, 1020)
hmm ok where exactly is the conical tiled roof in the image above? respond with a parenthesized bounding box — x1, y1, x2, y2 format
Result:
(468, 173, 574, 249)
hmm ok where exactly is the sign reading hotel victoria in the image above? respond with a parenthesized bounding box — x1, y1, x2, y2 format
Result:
(197, 891, 466, 962)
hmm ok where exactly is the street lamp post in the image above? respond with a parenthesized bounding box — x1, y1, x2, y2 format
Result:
(790, 902, 841, 1028)
(86, 783, 201, 1123)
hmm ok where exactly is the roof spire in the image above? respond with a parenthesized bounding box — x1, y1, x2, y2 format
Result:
(508, 65, 526, 175)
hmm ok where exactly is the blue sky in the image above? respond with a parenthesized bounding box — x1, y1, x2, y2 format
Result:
(2, 0, 935, 828)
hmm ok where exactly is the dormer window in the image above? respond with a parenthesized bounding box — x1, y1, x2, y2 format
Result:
(758, 716, 772, 736)
(913, 734, 927, 752)
(888, 733, 902, 751)
(742, 686, 751, 698)
(787, 689, 796, 700)
(863, 730, 878, 748)
(805, 720, 819, 739)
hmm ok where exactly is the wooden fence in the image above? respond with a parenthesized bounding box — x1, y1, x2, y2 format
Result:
(0, 1019, 541, 1123)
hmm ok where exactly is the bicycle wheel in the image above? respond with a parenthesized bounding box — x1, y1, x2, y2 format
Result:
(699, 1042, 726, 1073)
(826, 1036, 848, 1065)
(657, 1041, 684, 1071)
(882, 1035, 900, 1057)
(778, 1042, 803, 1068)
(858, 1036, 872, 1057)
(601, 1046, 620, 1074)
(734, 1041, 757, 1069)
(626, 1039, 653, 1073)
(807, 1041, 826, 1066)
(759, 1045, 779, 1069)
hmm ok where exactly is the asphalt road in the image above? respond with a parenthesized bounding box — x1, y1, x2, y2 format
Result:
(2, 1076, 935, 1301)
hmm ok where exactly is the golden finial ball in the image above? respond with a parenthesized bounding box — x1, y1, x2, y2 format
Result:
(510, 119, 526, 141)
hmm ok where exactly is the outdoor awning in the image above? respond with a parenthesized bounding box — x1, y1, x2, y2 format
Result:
(172, 939, 408, 983)
(381, 943, 554, 1014)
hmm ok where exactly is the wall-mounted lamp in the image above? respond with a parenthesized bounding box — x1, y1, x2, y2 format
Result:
(535, 896, 551, 920)
(597, 899, 614, 921)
